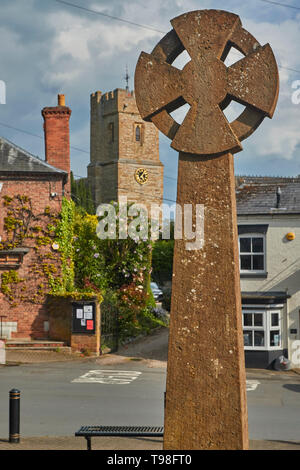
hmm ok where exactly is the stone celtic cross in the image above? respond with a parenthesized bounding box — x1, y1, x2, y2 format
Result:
(135, 9, 279, 450)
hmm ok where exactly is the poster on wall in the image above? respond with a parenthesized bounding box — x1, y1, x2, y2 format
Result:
(84, 310, 93, 320)
(76, 309, 83, 319)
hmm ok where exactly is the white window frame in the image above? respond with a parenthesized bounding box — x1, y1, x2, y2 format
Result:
(242, 309, 282, 351)
(239, 233, 266, 274)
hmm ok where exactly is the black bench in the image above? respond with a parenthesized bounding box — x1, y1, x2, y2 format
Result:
(75, 425, 164, 450)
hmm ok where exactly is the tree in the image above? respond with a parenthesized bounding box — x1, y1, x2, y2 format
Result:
(151, 239, 174, 286)
(70, 172, 95, 214)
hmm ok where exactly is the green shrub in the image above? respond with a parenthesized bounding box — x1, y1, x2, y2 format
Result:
(162, 288, 172, 312)
(152, 240, 174, 286)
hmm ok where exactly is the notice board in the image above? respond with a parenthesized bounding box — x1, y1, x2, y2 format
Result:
(72, 302, 96, 334)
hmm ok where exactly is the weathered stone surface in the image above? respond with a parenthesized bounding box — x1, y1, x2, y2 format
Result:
(135, 9, 279, 156)
(134, 8, 279, 450)
(164, 152, 248, 449)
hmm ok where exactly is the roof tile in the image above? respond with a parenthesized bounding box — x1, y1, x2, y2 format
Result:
(0, 136, 67, 175)
(236, 176, 300, 214)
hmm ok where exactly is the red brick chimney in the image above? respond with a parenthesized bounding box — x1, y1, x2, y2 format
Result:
(42, 94, 71, 197)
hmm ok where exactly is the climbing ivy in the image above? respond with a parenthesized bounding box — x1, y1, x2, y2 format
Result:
(0, 195, 63, 305)
(0, 270, 24, 305)
(0, 195, 33, 249)
(0, 195, 166, 339)
(50, 198, 75, 294)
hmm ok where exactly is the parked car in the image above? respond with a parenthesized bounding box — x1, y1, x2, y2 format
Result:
(150, 282, 163, 301)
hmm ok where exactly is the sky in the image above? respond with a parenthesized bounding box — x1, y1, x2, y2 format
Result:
(0, 0, 300, 206)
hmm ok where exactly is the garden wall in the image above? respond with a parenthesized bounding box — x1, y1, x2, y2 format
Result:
(47, 295, 101, 355)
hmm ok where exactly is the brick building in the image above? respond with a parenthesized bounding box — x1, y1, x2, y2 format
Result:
(87, 88, 164, 214)
(0, 95, 71, 339)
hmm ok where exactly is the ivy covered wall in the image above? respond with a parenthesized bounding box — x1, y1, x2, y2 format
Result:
(0, 194, 165, 340)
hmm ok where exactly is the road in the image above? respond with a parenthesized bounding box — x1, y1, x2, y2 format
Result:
(247, 370, 300, 441)
(1, 358, 300, 442)
(0, 360, 165, 437)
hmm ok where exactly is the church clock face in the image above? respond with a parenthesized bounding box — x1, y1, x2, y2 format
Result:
(135, 168, 148, 185)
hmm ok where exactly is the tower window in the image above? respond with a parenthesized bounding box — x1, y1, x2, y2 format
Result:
(135, 126, 141, 142)
(134, 123, 143, 144)
(108, 122, 114, 143)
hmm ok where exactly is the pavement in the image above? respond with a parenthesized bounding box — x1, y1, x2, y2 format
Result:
(0, 436, 300, 450)
(1, 327, 300, 451)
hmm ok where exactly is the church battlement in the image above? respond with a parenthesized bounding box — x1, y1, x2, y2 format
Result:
(91, 88, 137, 116)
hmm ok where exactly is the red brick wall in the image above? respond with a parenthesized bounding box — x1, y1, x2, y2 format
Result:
(0, 176, 64, 339)
(42, 106, 71, 197)
(71, 301, 100, 355)
(48, 296, 100, 355)
(71, 333, 100, 356)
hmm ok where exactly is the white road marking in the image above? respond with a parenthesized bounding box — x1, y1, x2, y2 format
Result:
(72, 371, 259, 389)
(246, 380, 260, 391)
(71, 370, 142, 385)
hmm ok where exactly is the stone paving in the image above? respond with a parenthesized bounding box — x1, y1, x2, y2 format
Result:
(4, 348, 87, 364)
(0, 436, 299, 450)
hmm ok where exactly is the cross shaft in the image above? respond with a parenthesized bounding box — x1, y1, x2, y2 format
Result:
(134, 8, 279, 450)
(164, 152, 248, 449)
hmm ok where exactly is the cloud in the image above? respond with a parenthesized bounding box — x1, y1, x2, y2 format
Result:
(235, 17, 300, 162)
(48, 11, 159, 63)
(245, 16, 300, 79)
(0, 0, 299, 181)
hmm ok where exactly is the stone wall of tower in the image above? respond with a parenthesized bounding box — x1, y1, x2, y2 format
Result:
(90, 90, 119, 165)
(88, 162, 118, 207)
(118, 160, 164, 209)
(88, 88, 163, 213)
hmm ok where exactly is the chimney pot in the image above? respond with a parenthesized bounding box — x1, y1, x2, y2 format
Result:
(276, 186, 281, 208)
(58, 94, 65, 106)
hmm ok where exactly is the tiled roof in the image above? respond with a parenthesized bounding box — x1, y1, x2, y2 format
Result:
(0, 136, 66, 175)
(236, 176, 300, 215)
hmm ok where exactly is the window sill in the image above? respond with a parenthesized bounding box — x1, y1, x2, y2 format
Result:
(240, 272, 268, 279)
(0, 247, 29, 270)
(0, 264, 21, 270)
(244, 347, 282, 351)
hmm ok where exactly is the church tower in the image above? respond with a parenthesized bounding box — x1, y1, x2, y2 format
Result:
(87, 88, 164, 213)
